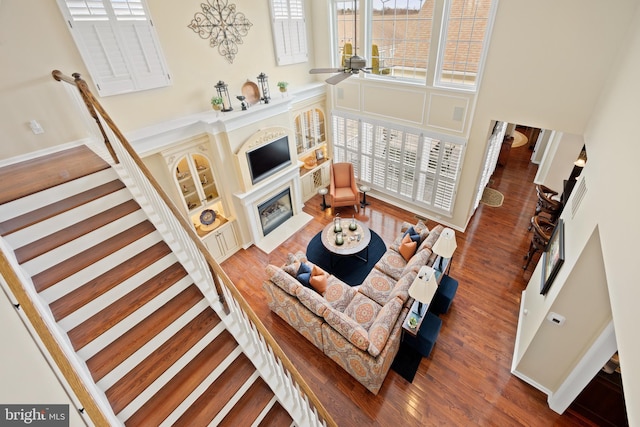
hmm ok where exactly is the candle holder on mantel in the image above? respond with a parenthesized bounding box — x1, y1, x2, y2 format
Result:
(215, 80, 233, 112)
(257, 72, 271, 104)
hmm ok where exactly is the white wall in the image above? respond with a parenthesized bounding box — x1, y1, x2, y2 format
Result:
(0, 0, 319, 161)
(0, 287, 87, 426)
(514, 225, 612, 390)
(511, 3, 640, 424)
(534, 132, 584, 193)
(580, 4, 640, 422)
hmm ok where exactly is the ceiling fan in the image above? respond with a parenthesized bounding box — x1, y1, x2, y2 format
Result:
(309, 0, 370, 85)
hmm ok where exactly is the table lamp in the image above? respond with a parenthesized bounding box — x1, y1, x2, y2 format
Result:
(408, 266, 439, 316)
(432, 227, 457, 273)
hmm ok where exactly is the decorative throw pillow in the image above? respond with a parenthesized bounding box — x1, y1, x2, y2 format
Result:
(296, 262, 312, 287)
(309, 265, 328, 294)
(282, 253, 301, 277)
(403, 226, 421, 243)
(418, 224, 444, 252)
(399, 233, 417, 261)
(266, 265, 302, 296)
(413, 220, 430, 243)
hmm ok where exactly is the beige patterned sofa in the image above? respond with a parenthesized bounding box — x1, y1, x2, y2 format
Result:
(263, 222, 443, 394)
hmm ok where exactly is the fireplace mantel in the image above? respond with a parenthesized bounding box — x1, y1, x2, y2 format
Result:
(128, 82, 325, 157)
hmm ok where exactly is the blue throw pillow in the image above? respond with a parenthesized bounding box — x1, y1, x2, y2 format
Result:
(404, 226, 420, 244)
(296, 262, 312, 287)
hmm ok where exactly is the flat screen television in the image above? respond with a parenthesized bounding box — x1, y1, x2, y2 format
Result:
(247, 136, 292, 184)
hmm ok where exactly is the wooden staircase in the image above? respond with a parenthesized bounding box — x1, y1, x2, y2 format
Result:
(0, 145, 293, 426)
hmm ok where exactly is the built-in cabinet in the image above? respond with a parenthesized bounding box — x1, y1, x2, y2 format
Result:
(294, 106, 330, 201)
(200, 219, 239, 262)
(163, 139, 239, 262)
(295, 108, 326, 154)
(301, 160, 330, 201)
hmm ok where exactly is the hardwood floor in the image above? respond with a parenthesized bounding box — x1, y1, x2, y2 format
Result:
(222, 144, 596, 426)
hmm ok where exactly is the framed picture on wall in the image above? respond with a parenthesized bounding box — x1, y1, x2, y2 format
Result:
(540, 219, 565, 295)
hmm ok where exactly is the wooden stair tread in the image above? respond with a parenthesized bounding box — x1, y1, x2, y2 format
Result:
(218, 377, 274, 427)
(67, 262, 189, 351)
(0, 145, 109, 205)
(0, 180, 125, 236)
(125, 330, 238, 427)
(2, 147, 293, 425)
(50, 241, 172, 321)
(87, 285, 206, 382)
(105, 305, 220, 414)
(173, 353, 255, 427)
(32, 220, 156, 293)
(259, 402, 294, 427)
(15, 199, 141, 264)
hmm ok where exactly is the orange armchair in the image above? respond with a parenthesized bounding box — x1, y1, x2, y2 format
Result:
(330, 162, 359, 212)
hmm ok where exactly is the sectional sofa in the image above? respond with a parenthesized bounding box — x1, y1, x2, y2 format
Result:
(263, 222, 444, 393)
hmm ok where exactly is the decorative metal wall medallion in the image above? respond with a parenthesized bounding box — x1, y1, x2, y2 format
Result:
(188, 0, 253, 64)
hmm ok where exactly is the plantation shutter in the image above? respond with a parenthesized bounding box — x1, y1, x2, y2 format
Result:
(333, 112, 464, 216)
(57, 0, 171, 96)
(372, 126, 387, 189)
(270, 0, 308, 65)
(473, 121, 506, 209)
(360, 122, 374, 182)
(384, 128, 403, 194)
(401, 132, 419, 198)
(416, 138, 463, 212)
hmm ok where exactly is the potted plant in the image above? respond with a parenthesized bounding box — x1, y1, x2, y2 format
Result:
(210, 96, 224, 110)
(277, 81, 288, 92)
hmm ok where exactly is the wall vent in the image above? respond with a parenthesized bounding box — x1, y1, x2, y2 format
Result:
(571, 177, 587, 218)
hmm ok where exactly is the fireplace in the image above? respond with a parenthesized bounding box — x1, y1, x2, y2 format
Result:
(258, 188, 293, 236)
(234, 127, 313, 253)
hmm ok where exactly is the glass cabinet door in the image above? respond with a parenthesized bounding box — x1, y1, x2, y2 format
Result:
(175, 153, 219, 212)
(192, 154, 219, 202)
(295, 108, 326, 155)
(176, 157, 202, 211)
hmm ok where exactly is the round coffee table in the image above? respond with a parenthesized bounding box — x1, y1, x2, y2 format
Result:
(321, 219, 371, 267)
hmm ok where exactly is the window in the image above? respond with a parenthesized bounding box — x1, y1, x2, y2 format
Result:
(370, 0, 435, 80)
(332, 112, 464, 214)
(270, 0, 308, 65)
(436, 0, 494, 89)
(335, 1, 360, 66)
(333, 0, 494, 88)
(57, 0, 171, 96)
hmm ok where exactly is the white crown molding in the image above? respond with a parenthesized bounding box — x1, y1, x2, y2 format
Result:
(127, 82, 326, 158)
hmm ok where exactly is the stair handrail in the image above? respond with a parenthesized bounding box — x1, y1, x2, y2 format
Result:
(51, 70, 337, 427)
(0, 250, 113, 426)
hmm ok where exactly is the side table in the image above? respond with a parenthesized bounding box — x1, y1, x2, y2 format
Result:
(403, 300, 426, 337)
(403, 312, 442, 358)
(318, 187, 330, 210)
(360, 185, 371, 208)
(403, 266, 438, 335)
